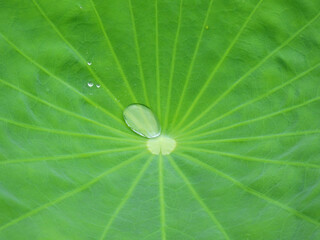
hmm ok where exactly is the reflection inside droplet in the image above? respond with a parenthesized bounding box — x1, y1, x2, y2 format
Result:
(87, 82, 94, 87)
(123, 104, 161, 138)
(87, 62, 92, 66)
(96, 84, 101, 88)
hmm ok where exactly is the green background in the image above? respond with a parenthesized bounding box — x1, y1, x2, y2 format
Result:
(0, 0, 320, 239)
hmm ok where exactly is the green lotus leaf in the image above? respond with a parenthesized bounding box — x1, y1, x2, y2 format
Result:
(0, 0, 320, 239)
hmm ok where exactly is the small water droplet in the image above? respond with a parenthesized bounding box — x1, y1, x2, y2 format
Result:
(96, 84, 101, 88)
(80, 5, 83, 9)
(87, 82, 94, 87)
(87, 62, 92, 66)
(205, 25, 209, 30)
(123, 104, 160, 138)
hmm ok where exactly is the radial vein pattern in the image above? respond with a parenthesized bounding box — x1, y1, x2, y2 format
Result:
(0, 0, 319, 239)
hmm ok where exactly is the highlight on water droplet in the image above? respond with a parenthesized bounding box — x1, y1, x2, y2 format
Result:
(87, 62, 92, 66)
(96, 84, 101, 88)
(87, 82, 94, 87)
(123, 104, 160, 138)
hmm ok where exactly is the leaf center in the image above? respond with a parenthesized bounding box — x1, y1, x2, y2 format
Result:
(147, 135, 176, 155)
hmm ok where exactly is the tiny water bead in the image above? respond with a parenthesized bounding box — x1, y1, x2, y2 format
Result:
(87, 62, 92, 66)
(87, 82, 94, 87)
(123, 104, 161, 138)
(123, 104, 177, 155)
(96, 84, 101, 88)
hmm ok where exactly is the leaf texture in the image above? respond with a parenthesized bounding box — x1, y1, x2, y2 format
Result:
(0, 0, 320, 239)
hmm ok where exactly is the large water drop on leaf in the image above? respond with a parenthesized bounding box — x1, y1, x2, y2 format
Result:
(123, 104, 161, 138)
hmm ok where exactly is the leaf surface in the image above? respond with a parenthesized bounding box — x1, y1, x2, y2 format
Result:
(0, 0, 320, 239)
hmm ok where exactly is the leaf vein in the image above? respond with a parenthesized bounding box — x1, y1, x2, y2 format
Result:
(180, 147, 320, 169)
(171, 0, 214, 128)
(189, 96, 320, 138)
(0, 153, 147, 232)
(178, 153, 320, 227)
(99, 156, 153, 240)
(168, 155, 230, 240)
(180, 61, 320, 137)
(178, 9, 320, 133)
(0, 32, 123, 125)
(176, 0, 264, 131)
(32, 0, 123, 108)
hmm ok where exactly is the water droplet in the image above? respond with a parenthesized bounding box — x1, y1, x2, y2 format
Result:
(205, 25, 209, 30)
(87, 82, 94, 87)
(96, 84, 101, 88)
(87, 62, 92, 66)
(123, 104, 160, 138)
(79, 5, 83, 9)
